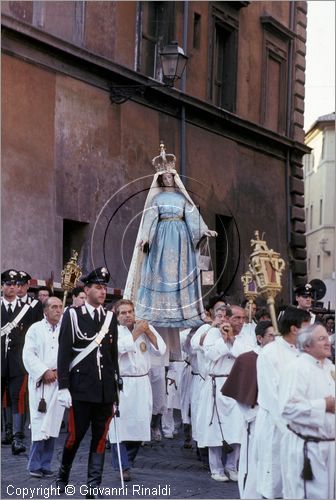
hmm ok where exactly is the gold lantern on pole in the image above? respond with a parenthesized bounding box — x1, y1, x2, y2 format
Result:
(248, 231, 285, 334)
(241, 270, 258, 323)
(61, 250, 82, 309)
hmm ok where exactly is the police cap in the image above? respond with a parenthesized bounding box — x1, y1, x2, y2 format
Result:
(16, 270, 32, 285)
(294, 283, 312, 297)
(1, 269, 19, 285)
(82, 267, 110, 286)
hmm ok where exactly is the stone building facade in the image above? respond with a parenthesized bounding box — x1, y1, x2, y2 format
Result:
(303, 112, 335, 309)
(2, 1, 309, 304)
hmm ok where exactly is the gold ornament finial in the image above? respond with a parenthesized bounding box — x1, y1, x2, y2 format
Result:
(61, 249, 82, 309)
(248, 230, 285, 334)
(241, 270, 258, 323)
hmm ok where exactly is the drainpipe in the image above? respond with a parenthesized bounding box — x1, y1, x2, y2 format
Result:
(180, 1, 188, 183)
(285, 2, 296, 304)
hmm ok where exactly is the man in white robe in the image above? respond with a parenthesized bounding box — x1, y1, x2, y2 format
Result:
(108, 299, 166, 481)
(22, 297, 63, 477)
(149, 350, 166, 441)
(179, 328, 193, 447)
(191, 308, 228, 445)
(162, 359, 183, 438)
(197, 305, 246, 482)
(254, 306, 311, 498)
(279, 323, 335, 499)
(222, 320, 275, 498)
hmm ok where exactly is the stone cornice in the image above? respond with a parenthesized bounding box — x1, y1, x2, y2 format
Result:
(2, 14, 310, 159)
(260, 15, 295, 40)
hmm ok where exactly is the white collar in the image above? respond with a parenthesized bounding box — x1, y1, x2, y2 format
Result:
(301, 352, 332, 369)
(19, 294, 29, 303)
(279, 336, 299, 351)
(44, 317, 61, 332)
(2, 297, 18, 309)
(253, 345, 262, 355)
(85, 301, 103, 320)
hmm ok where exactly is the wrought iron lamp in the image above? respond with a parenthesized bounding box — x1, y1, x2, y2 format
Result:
(109, 41, 188, 104)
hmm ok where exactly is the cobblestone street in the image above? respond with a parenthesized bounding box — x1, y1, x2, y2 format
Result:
(1, 424, 239, 500)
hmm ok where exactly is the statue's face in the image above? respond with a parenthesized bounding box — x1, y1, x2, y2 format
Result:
(161, 173, 175, 187)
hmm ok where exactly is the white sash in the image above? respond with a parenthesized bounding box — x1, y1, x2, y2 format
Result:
(1, 302, 33, 337)
(69, 310, 113, 371)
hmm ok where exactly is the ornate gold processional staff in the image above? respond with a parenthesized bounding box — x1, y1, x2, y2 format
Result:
(247, 231, 285, 334)
(241, 270, 258, 323)
(61, 250, 82, 309)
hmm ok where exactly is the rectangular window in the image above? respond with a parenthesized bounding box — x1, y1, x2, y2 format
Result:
(264, 54, 282, 131)
(209, 5, 240, 112)
(261, 17, 292, 134)
(193, 12, 201, 49)
(310, 204, 313, 230)
(317, 254, 321, 269)
(211, 21, 237, 111)
(319, 199, 323, 225)
(138, 1, 176, 79)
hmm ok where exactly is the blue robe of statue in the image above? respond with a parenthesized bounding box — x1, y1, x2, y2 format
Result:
(136, 190, 208, 327)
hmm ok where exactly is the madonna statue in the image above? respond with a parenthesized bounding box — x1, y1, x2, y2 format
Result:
(124, 143, 216, 351)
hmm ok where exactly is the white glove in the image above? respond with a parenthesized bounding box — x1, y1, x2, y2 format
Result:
(58, 389, 72, 408)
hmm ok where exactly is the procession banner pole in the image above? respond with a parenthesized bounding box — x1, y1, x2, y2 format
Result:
(113, 373, 125, 489)
(113, 415, 125, 489)
(241, 271, 258, 323)
(62, 291, 68, 311)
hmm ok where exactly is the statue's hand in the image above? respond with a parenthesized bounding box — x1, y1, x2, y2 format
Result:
(205, 230, 218, 238)
(137, 240, 149, 251)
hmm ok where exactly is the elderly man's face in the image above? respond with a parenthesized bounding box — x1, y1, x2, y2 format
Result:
(305, 325, 331, 361)
(44, 297, 63, 325)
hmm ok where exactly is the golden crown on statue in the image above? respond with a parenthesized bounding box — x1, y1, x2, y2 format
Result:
(152, 142, 177, 172)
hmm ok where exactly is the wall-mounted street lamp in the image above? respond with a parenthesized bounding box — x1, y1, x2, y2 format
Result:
(109, 41, 188, 105)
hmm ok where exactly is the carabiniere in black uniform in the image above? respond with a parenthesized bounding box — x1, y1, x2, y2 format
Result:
(56, 267, 120, 498)
(1, 269, 40, 454)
